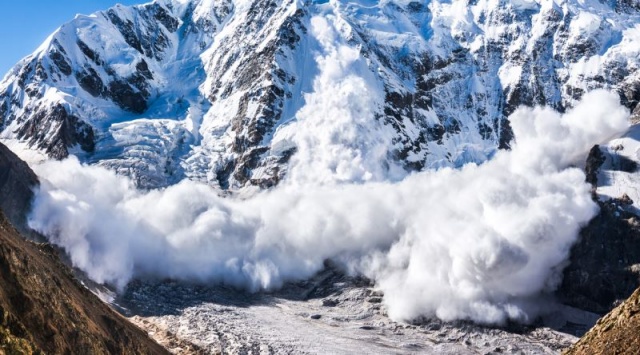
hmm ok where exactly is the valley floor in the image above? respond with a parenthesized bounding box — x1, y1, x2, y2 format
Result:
(118, 267, 596, 354)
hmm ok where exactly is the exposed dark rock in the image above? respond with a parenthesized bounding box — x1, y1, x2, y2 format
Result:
(136, 59, 153, 80)
(619, 82, 640, 111)
(76, 67, 107, 97)
(557, 144, 640, 314)
(153, 4, 179, 32)
(322, 299, 338, 307)
(584, 145, 606, 188)
(216, 159, 236, 190)
(232, 147, 269, 186)
(106, 5, 174, 61)
(559, 199, 640, 315)
(16, 104, 95, 159)
(617, 0, 640, 12)
(407, 1, 425, 13)
(108, 79, 148, 114)
(17, 61, 35, 88)
(0, 143, 38, 234)
(497, 118, 514, 150)
(77, 40, 104, 66)
(106, 10, 145, 56)
(618, 193, 634, 206)
(49, 50, 72, 77)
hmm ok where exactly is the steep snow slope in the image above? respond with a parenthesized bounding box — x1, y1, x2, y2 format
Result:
(2, 0, 640, 189)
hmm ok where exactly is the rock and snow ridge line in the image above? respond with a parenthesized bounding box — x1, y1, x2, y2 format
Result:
(2, 0, 640, 190)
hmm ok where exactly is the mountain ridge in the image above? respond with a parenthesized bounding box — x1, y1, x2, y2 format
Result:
(3, 0, 640, 190)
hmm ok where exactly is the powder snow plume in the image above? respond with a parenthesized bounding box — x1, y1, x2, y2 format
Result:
(26, 16, 630, 325)
(28, 89, 628, 325)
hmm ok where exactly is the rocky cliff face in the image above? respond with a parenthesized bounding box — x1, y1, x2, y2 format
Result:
(559, 144, 640, 314)
(2, 0, 640, 189)
(0, 143, 38, 235)
(0, 143, 168, 354)
(560, 197, 640, 314)
(563, 287, 640, 355)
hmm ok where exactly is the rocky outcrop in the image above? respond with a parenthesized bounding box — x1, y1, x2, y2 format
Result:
(0, 143, 38, 234)
(560, 199, 640, 314)
(560, 145, 640, 314)
(563, 287, 640, 355)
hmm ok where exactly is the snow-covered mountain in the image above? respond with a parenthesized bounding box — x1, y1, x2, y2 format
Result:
(2, 0, 640, 189)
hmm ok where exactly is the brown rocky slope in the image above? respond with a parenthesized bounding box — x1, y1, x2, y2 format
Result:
(0, 142, 168, 354)
(563, 287, 640, 355)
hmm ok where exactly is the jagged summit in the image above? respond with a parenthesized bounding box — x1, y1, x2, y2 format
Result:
(2, 0, 640, 189)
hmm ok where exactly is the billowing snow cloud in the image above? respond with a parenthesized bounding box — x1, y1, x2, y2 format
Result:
(27, 14, 630, 325)
(28, 89, 628, 325)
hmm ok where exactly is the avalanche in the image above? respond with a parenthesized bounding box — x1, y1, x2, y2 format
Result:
(29, 89, 628, 325)
(1, 0, 638, 326)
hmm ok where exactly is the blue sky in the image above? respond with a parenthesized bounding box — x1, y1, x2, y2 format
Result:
(0, 0, 144, 76)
